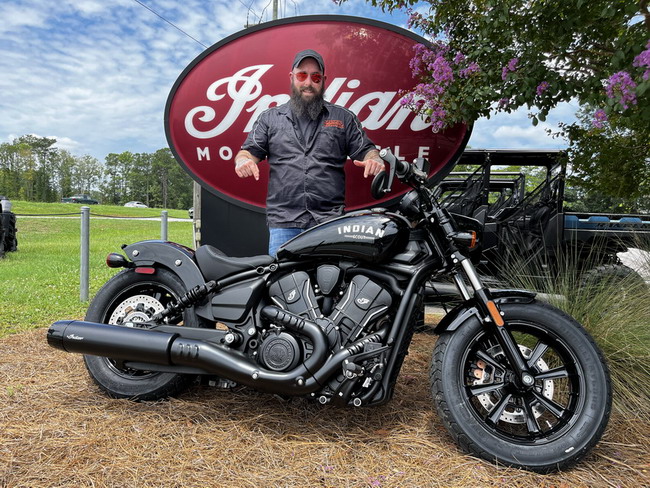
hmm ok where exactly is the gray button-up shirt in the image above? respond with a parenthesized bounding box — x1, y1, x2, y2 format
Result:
(241, 101, 376, 228)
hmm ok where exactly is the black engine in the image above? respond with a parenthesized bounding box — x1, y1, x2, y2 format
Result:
(260, 268, 392, 377)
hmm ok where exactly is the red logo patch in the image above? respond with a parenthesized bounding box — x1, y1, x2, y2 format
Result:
(324, 119, 344, 129)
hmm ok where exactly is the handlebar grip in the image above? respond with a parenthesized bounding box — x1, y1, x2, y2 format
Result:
(379, 148, 410, 178)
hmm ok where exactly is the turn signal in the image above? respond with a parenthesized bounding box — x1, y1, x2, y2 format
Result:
(453, 231, 478, 250)
(106, 253, 131, 268)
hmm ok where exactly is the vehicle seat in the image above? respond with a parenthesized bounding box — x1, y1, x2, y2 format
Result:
(194, 245, 275, 282)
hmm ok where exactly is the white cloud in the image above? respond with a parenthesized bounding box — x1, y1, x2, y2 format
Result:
(0, 2, 48, 33)
(0, 0, 580, 163)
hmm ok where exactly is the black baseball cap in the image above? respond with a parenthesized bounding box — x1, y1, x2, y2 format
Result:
(292, 49, 325, 73)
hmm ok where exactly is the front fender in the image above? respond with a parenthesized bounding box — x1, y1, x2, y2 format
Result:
(434, 289, 536, 334)
(123, 240, 206, 290)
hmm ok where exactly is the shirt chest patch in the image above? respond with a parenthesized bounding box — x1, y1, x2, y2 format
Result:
(324, 119, 344, 129)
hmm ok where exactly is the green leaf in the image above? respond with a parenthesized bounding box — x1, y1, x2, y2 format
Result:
(532, 116, 539, 126)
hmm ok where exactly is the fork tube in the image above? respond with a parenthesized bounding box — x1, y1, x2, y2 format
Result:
(452, 272, 472, 301)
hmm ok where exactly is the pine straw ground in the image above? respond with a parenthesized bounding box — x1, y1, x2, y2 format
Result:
(1, 326, 648, 488)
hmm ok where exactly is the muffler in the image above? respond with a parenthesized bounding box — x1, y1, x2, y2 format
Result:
(47, 306, 331, 395)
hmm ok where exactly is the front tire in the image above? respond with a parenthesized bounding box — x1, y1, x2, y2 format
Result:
(431, 300, 611, 472)
(84, 268, 208, 401)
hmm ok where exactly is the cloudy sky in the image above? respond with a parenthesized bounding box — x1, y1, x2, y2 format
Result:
(1, 0, 577, 162)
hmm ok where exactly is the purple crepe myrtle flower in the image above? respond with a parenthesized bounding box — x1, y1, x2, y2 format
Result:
(633, 40, 650, 81)
(592, 109, 608, 129)
(453, 51, 466, 65)
(501, 57, 519, 80)
(407, 9, 424, 29)
(431, 56, 454, 85)
(498, 97, 510, 109)
(606, 71, 637, 110)
(536, 81, 549, 96)
(459, 62, 481, 78)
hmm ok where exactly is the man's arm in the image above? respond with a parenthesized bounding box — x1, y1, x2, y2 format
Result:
(353, 149, 385, 178)
(234, 150, 262, 181)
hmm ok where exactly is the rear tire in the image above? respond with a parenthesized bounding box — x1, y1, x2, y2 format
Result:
(431, 300, 611, 472)
(84, 268, 208, 401)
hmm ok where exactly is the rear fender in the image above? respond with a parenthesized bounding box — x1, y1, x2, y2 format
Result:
(122, 240, 206, 290)
(434, 289, 536, 334)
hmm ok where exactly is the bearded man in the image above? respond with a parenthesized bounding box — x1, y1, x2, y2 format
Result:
(235, 49, 384, 256)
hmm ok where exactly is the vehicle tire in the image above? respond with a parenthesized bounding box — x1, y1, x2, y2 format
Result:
(431, 300, 611, 472)
(83, 268, 209, 401)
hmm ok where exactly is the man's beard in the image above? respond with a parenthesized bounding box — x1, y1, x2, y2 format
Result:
(290, 84, 325, 120)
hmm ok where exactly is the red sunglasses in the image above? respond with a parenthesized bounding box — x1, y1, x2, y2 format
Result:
(294, 71, 323, 83)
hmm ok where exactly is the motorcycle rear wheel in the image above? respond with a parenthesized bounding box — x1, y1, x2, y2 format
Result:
(431, 300, 611, 472)
(84, 268, 208, 401)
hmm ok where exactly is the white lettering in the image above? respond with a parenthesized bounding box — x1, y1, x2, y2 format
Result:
(245, 94, 290, 132)
(324, 78, 346, 102)
(219, 146, 233, 160)
(181, 66, 437, 139)
(418, 146, 430, 159)
(349, 92, 401, 130)
(185, 64, 274, 139)
(333, 79, 361, 107)
(197, 147, 211, 161)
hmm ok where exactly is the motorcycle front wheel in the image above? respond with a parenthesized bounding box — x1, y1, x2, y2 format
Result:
(431, 300, 611, 472)
(83, 268, 208, 401)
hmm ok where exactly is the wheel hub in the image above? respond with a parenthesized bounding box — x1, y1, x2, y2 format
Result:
(109, 295, 165, 325)
(473, 344, 554, 424)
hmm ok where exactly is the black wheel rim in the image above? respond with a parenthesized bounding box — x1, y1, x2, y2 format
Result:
(100, 280, 181, 380)
(461, 320, 585, 444)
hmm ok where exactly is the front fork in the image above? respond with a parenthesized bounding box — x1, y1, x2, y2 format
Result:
(451, 252, 536, 388)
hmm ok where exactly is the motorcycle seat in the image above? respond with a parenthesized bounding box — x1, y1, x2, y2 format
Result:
(195, 245, 275, 282)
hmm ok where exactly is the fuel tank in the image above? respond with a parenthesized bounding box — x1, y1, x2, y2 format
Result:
(277, 209, 410, 263)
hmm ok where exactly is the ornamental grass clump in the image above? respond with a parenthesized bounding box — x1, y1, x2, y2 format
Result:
(494, 240, 650, 426)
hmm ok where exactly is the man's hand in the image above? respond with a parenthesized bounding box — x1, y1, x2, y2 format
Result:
(353, 157, 385, 178)
(235, 157, 260, 181)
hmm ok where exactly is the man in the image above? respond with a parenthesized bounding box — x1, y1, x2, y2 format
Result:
(234, 49, 384, 256)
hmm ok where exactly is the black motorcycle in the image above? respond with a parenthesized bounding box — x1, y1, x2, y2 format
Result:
(48, 149, 611, 472)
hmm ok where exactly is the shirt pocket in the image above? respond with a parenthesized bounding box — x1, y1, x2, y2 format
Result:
(314, 127, 347, 160)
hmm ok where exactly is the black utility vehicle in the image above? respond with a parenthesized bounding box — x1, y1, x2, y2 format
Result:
(430, 149, 649, 295)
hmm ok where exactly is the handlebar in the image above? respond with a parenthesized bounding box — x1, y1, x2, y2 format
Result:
(371, 148, 430, 199)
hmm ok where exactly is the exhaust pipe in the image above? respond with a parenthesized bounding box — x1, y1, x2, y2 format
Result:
(48, 306, 333, 395)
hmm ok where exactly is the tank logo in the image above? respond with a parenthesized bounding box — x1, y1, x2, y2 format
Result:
(356, 298, 371, 305)
(337, 224, 385, 240)
(287, 289, 297, 301)
(67, 334, 84, 341)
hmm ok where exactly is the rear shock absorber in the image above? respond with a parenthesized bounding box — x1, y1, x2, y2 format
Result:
(152, 280, 218, 323)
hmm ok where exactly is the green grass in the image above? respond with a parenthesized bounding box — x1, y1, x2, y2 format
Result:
(1, 201, 194, 336)
(13, 200, 191, 219)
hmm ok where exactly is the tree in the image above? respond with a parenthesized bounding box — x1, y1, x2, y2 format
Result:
(345, 0, 649, 198)
(102, 152, 135, 205)
(72, 155, 103, 196)
(150, 148, 193, 210)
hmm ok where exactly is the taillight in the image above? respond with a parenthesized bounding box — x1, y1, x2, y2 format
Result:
(135, 267, 156, 274)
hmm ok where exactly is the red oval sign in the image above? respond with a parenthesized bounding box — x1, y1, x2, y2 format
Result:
(165, 16, 470, 211)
